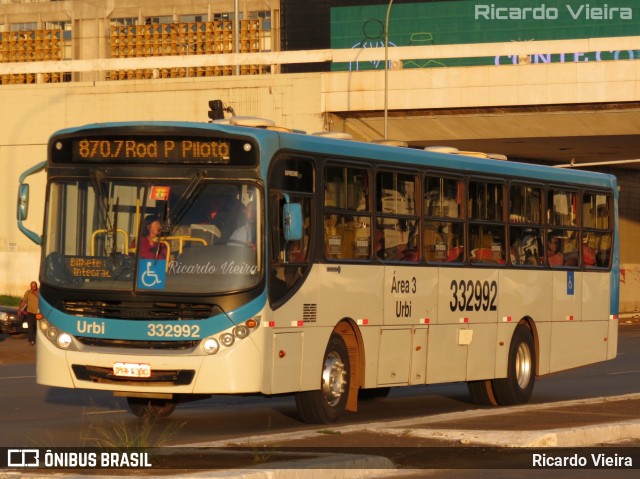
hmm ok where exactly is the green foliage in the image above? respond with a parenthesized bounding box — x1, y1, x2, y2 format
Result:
(0, 295, 21, 307)
(83, 417, 185, 449)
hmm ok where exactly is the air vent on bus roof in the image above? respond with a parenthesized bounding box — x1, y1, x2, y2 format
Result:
(425, 146, 508, 161)
(425, 146, 459, 154)
(312, 132, 353, 140)
(373, 139, 409, 147)
(230, 116, 276, 128)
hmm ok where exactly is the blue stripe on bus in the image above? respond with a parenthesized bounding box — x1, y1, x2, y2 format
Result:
(38, 290, 267, 341)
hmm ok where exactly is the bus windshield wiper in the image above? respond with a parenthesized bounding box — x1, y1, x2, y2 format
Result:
(161, 170, 206, 235)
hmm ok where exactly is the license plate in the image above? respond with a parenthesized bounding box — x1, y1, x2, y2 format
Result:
(113, 362, 151, 378)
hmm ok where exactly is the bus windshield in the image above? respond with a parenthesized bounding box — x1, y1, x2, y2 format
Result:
(43, 178, 262, 294)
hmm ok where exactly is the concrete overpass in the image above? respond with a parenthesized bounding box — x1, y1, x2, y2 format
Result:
(318, 37, 640, 168)
(2, 36, 640, 167)
(2, 36, 640, 309)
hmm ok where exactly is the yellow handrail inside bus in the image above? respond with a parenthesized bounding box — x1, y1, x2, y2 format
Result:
(91, 229, 130, 256)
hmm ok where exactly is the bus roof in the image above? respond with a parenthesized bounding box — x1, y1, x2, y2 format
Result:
(50, 120, 617, 192)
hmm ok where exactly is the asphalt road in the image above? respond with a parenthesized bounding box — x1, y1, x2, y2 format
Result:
(0, 321, 639, 450)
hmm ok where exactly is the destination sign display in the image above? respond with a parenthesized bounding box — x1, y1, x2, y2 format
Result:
(72, 138, 231, 163)
(50, 132, 257, 166)
(66, 256, 113, 279)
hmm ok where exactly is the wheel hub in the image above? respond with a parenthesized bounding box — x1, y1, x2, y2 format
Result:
(515, 342, 532, 389)
(321, 351, 347, 406)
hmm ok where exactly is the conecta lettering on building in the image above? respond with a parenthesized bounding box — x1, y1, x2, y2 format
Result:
(495, 50, 640, 65)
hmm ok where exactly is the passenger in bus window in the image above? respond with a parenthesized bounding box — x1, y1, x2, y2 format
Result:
(376, 219, 417, 261)
(547, 232, 563, 267)
(595, 233, 612, 266)
(230, 199, 256, 246)
(582, 235, 597, 266)
(510, 228, 542, 265)
(138, 214, 167, 260)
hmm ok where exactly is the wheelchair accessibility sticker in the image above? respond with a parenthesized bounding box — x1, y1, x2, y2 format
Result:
(567, 271, 574, 296)
(138, 260, 166, 290)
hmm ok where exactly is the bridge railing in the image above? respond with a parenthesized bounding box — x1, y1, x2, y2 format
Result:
(1, 36, 639, 77)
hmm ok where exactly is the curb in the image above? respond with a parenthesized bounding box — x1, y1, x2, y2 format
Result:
(400, 419, 640, 447)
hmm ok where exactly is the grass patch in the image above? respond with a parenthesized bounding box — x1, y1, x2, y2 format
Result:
(83, 417, 186, 449)
(0, 295, 21, 307)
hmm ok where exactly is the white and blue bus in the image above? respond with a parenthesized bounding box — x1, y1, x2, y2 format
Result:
(17, 116, 619, 422)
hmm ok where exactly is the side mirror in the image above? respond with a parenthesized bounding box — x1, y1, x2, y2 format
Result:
(283, 203, 303, 242)
(17, 183, 29, 221)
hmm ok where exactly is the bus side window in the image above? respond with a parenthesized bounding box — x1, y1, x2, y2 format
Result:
(424, 176, 463, 263)
(508, 184, 543, 266)
(469, 180, 505, 264)
(376, 171, 418, 262)
(548, 189, 577, 227)
(582, 192, 612, 268)
(323, 165, 371, 260)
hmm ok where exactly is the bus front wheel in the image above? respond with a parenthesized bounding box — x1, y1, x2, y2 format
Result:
(295, 334, 351, 424)
(492, 324, 536, 406)
(126, 397, 177, 418)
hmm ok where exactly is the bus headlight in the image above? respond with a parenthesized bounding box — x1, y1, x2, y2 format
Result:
(233, 325, 249, 339)
(202, 338, 220, 355)
(46, 326, 59, 341)
(219, 333, 235, 347)
(57, 333, 72, 349)
(39, 318, 75, 350)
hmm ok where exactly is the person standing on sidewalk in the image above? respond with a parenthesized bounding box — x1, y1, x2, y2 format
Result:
(18, 281, 39, 345)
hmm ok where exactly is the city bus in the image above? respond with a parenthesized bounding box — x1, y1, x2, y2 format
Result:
(17, 115, 619, 422)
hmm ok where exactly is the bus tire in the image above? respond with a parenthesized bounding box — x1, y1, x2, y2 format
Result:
(295, 334, 350, 424)
(467, 380, 498, 406)
(492, 324, 536, 406)
(126, 397, 177, 418)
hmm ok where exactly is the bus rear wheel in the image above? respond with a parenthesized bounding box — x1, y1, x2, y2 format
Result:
(467, 379, 498, 406)
(295, 334, 350, 424)
(126, 397, 177, 418)
(492, 324, 536, 406)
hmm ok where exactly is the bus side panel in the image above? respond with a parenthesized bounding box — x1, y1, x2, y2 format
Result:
(582, 272, 611, 322)
(378, 327, 412, 385)
(534, 321, 553, 376)
(426, 324, 467, 384)
(497, 269, 553, 376)
(360, 326, 382, 388)
(269, 266, 328, 393)
(551, 271, 582, 322)
(270, 332, 303, 394)
(607, 315, 618, 360)
(410, 326, 429, 385)
(317, 264, 384, 326)
(466, 323, 498, 381)
(438, 268, 499, 325)
(383, 266, 438, 326)
(278, 264, 384, 393)
(549, 321, 609, 373)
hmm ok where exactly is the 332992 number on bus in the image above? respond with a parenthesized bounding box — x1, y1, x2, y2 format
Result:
(147, 323, 201, 338)
(449, 279, 498, 312)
